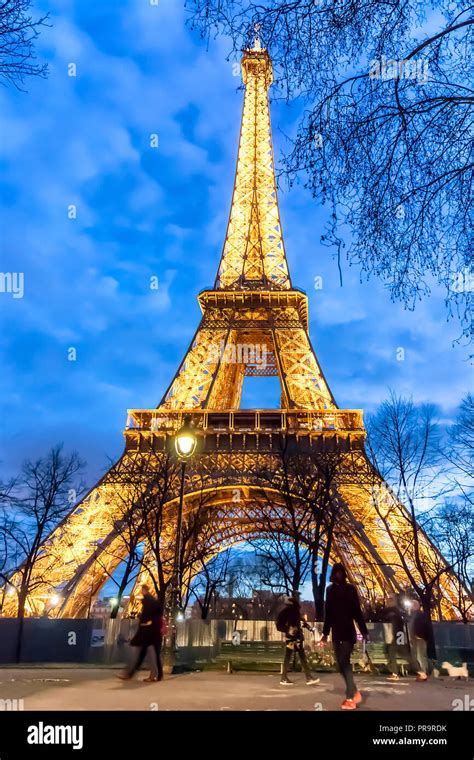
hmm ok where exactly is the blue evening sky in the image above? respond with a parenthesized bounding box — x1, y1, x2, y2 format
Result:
(0, 0, 470, 486)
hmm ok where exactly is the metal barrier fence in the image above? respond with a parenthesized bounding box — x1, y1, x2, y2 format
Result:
(0, 617, 472, 666)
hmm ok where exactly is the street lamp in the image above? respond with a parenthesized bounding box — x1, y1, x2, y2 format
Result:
(174, 416, 198, 459)
(169, 417, 197, 656)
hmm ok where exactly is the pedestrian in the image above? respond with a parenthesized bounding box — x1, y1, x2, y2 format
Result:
(384, 593, 405, 681)
(118, 584, 164, 682)
(320, 563, 368, 710)
(408, 600, 430, 682)
(276, 590, 320, 686)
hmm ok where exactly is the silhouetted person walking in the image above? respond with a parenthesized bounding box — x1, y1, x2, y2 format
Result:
(409, 600, 430, 681)
(276, 591, 320, 686)
(384, 593, 405, 681)
(119, 584, 164, 682)
(320, 563, 368, 710)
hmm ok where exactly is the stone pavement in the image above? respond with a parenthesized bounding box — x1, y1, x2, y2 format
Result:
(0, 668, 471, 711)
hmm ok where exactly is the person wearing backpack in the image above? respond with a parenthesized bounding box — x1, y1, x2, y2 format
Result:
(276, 591, 320, 686)
(320, 563, 368, 710)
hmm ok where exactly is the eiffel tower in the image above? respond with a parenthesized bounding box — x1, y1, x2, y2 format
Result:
(3, 41, 462, 620)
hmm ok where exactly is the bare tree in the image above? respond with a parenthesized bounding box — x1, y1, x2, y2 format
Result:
(241, 545, 295, 599)
(249, 532, 311, 598)
(0, 0, 49, 88)
(187, 549, 233, 620)
(177, 485, 287, 618)
(429, 500, 473, 622)
(246, 442, 313, 596)
(89, 460, 148, 620)
(174, 481, 219, 614)
(446, 392, 474, 487)
(0, 445, 85, 660)
(201, 548, 286, 620)
(429, 392, 474, 622)
(286, 441, 349, 618)
(366, 393, 459, 650)
(108, 445, 181, 610)
(188, 1, 473, 342)
(247, 437, 351, 617)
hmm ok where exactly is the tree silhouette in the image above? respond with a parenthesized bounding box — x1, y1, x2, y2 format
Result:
(0, 0, 49, 89)
(188, 1, 473, 343)
(0, 446, 85, 660)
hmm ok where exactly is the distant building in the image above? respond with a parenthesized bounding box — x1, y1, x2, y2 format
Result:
(190, 589, 316, 621)
(91, 595, 130, 619)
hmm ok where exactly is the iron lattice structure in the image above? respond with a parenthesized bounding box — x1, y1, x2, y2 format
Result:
(2, 44, 465, 619)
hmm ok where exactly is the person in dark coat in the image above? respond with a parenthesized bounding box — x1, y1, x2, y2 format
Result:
(384, 593, 405, 681)
(277, 591, 320, 686)
(320, 563, 368, 710)
(119, 585, 164, 682)
(408, 599, 431, 681)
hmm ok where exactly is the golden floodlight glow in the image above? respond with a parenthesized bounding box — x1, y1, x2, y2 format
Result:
(0, 41, 468, 623)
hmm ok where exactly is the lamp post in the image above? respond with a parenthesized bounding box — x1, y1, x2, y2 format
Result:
(168, 416, 197, 658)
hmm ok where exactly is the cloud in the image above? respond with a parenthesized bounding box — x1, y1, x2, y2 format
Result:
(0, 0, 469, 485)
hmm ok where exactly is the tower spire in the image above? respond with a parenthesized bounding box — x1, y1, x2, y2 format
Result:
(253, 22, 262, 50)
(215, 44, 291, 290)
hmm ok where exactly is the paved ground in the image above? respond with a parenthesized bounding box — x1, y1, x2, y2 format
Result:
(0, 668, 471, 711)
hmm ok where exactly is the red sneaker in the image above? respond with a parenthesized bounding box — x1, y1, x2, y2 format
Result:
(353, 691, 362, 705)
(341, 698, 357, 710)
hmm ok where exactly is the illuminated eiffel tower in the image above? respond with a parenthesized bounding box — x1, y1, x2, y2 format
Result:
(2, 41, 463, 619)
